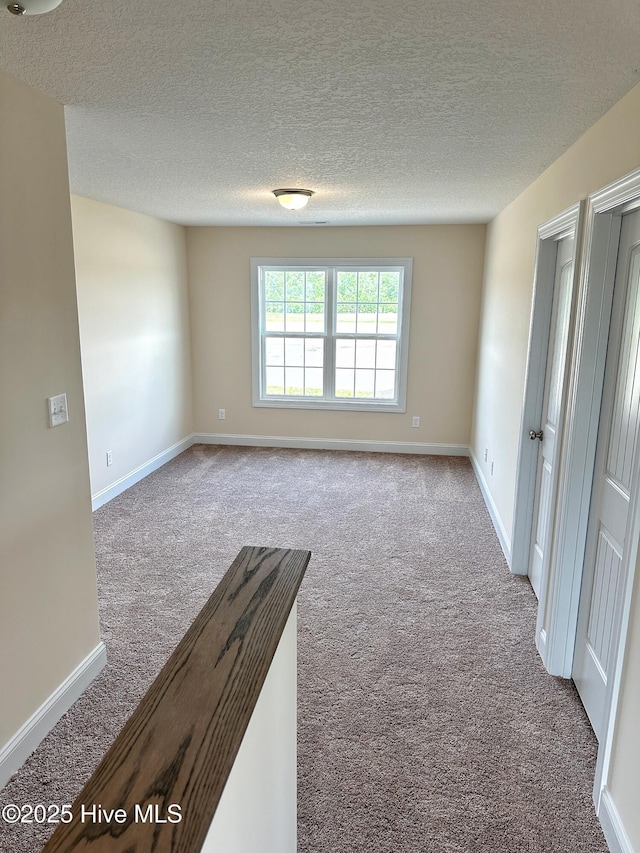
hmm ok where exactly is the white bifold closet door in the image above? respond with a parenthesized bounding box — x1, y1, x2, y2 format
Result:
(573, 208, 640, 740)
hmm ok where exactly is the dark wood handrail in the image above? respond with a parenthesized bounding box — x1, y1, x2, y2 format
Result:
(42, 545, 311, 852)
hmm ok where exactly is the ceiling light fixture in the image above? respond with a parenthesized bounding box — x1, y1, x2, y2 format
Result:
(6, 0, 63, 14)
(273, 188, 314, 210)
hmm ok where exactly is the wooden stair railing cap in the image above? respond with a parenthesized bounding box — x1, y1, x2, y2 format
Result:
(41, 545, 311, 853)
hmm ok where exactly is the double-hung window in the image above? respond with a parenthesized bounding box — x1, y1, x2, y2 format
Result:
(251, 257, 412, 411)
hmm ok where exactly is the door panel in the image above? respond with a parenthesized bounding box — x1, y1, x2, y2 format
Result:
(573, 210, 640, 740)
(606, 246, 640, 489)
(587, 530, 622, 675)
(528, 236, 574, 598)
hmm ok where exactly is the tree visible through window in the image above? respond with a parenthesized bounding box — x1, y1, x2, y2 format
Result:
(251, 258, 412, 412)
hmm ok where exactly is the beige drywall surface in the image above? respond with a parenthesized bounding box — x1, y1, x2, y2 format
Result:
(471, 80, 640, 849)
(72, 196, 193, 498)
(187, 225, 486, 446)
(472, 81, 640, 547)
(0, 72, 100, 748)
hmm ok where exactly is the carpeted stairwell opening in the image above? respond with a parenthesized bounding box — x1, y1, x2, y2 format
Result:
(0, 446, 607, 852)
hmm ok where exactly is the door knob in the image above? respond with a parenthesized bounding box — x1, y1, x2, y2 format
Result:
(529, 429, 543, 441)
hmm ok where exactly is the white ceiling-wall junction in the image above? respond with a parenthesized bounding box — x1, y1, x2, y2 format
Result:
(1, 0, 639, 226)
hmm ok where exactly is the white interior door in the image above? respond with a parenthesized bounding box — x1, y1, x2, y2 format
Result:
(528, 236, 574, 599)
(573, 208, 640, 741)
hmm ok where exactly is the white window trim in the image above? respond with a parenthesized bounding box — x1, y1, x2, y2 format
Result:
(250, 257, 413, 412)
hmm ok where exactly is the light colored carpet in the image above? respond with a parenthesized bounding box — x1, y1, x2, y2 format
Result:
(0, 446, 607, 851)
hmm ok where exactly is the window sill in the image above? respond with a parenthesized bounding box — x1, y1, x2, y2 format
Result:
(252, 397, 406, 413)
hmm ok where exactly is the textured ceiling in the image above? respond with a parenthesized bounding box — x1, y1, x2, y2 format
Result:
(1, 0, 639, 226)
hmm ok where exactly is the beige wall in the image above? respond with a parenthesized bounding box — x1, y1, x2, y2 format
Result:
(471, 80, 640, 850)
(72, 196, 193, 498)
(472, 82, 640, 545)
(0, 73, 100, 747)
(187, 225, 486, 446)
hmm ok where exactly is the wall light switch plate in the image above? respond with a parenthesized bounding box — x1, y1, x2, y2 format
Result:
(47, 393, 68, 428)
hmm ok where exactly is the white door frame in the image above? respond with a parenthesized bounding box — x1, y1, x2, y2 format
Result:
(510, 168, 640, 827)
(538, 169, 640, 686)
(584, 180, 640, 814)
(523, 168, 640, 815)
(511, 203, 583, 589)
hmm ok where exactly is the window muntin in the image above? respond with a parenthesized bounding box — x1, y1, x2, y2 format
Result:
(252, 258, 412, 412)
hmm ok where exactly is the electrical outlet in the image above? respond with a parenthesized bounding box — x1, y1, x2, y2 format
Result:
(412, 416, 420, 428)
(47, 393, 68, 428)
(218, 408, 226, 420)
(106, 450, 113, 466)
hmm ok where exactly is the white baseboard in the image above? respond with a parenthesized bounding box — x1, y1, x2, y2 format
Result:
(194, 433, 469, 457)
(599, 787, 634, 853)
(0, 642, 107, 789)
(92, 435, 195, 510)
(469, 451, 512, 566)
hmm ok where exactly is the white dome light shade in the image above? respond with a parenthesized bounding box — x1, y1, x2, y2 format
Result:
(7, 0, 63, 14)
(273, 189, 314, 210)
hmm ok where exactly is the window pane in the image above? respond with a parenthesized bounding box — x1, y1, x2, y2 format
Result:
(337, 271, 357, 302)
(335, 368, 354, 397)
(336, 339, 355, 368)
(357, 303, 377, 334)
(358, 271, 378, 303)
(265, 271, 284, 301)
(285, 366, 304, 395)
(374, 369, 396, 399)
(285, 271, 304, 301)
(305, 302, 325, 332)
(337, 303, 356, 333)
(355, 339, 376, 368)
(376, 339, 396, 369)
(305, 367, 323, 396)
(256, 260, 408, 409)
(284, 337, 304, 366)
(285, 302, 304, 331)
(380, 272, 400, 303)
(265, 302, 284, 331)
(378, 302, 398, 335)
(265, 366, 284, 395)
(265, 337, 284, 365)
(305, 271, 325, 302)
(355, 368, 375, 398)
(305, 338, 324, 367)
